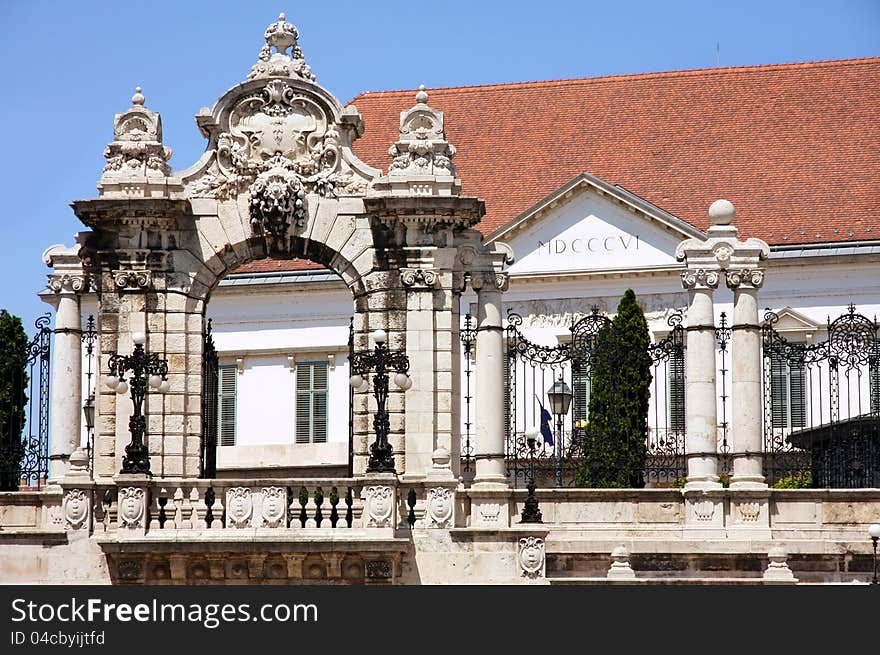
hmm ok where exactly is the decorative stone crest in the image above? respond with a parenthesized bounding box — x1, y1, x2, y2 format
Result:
(725, 268, 765, 289)
(518, 537, 546, 579)
(62, 489, 89, 530)
(426, 487, 454, 528)
(247, 13, 315, 82)
(227, 487, 253, 528)
(692, 500, 715, 522)
(113, 270, 152, 290)
(400, 268, 438, 288)
(735, 501, 761, 523)
(363, 485, 394, 527)
(260, 487, 286, 528)
(680, 269, 719, 290)
(117, 559, 144, 581)
(118, 487, 146, 530)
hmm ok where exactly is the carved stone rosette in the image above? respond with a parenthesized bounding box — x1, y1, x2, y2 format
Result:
(226, 487, 253, 529)
(680, 269, 720, 290)
(518, 537, 546, 579)
(62, 488, 90, 531)
(363, 485, 394, 528)
(425, 487, 454, 528)
(260, 487, 286, 528)
(118, 487, 146, 530)
(725, 268, 765, 289)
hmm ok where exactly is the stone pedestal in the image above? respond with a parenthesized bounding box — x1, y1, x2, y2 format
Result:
(682, 488, 726, 537)
(727, 489, 771, 539)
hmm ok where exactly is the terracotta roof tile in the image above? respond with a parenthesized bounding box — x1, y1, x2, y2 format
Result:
(240, 58, 880, 273)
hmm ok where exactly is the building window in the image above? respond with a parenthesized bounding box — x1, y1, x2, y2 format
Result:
(296, 361, 328, 444)
(218, 364, 237, 446)
(770, 353, 806, 430)
(572, 361, 591, 425)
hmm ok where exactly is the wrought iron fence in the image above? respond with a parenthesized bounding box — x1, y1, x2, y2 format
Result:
(0, 314, 52, 490)
(460, 313, 476, 472)
(496, 306, 687, 488)
(762, 304, 880, 488)
(201, 318, 219, 478)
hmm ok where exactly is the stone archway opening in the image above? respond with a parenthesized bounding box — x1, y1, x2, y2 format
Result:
(202, 250, 356, 480)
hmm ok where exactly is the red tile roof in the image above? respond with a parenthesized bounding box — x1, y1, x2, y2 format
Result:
(235, 58, 880, 274)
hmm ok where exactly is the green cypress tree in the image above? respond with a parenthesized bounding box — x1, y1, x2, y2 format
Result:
(612, 289, 653, 487)
(575, 290, 652, 487)
(0, 310, 29, 491)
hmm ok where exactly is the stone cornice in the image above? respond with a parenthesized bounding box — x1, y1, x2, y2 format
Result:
(71, 198, 192, 231)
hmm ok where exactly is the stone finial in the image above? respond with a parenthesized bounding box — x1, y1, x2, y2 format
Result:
(98, 87, 176, 197)
(607, 545, 636, 580)
(763, 545, 797, 583)
(247, 12, 315, 81)
(709, 199, 736, 226)
(380, 85, 459, 195)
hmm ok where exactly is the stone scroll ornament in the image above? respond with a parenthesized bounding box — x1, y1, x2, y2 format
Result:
(364, 485, 393, 527)
(260, 487, 286, 528)
(426, 487, 453, 528)
(63, 489, 90, 530)
(519, 537, 546, 579)
(118, 487, 146, 530)
(227, 487, 253, 528)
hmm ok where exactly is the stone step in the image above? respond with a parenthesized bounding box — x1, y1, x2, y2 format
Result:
(548, 576, 772, 585)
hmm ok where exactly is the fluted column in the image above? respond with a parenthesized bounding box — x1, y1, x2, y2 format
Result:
(46, 274, 86, 482)
(473, 272, 508, 486)
(681, 270, 721, 488)
(726, 269, 766, 487)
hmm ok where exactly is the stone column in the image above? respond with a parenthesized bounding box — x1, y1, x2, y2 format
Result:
(472, 272, 507, 486)
(680, 270, 721, 488)
(726, 269, 766, 487)
(42, 249, 88, 483)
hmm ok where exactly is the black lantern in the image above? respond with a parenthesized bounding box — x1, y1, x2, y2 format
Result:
(869, 523, 880, 584)
(82, 393, 95, 433)
(105, 331, 169, 475)
(349, 329, 411, 473)
(546, 377, 573, 488)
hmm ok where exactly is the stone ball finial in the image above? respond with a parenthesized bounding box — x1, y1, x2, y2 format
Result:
(709, 198, 735, 225)
(432, 446, 451, 468)
(132, 86, 145, 106)
(416, 84, 429, 104)
(279, 12, 285, 20)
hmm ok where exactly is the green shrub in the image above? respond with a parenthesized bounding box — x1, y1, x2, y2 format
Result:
(772, 471, 813, 489)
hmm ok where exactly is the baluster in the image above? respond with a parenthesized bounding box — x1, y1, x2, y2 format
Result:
(329, 486, 339, 528)
(298, 486, 308, 528)
(287, 487, 298, 530)
(171, 487, 184, 529)
(105, 489, 118, 531)
(209, 484, 225, 529)
(305, 486, 318, 528)
(313, 487, 324, 527)
(148, 488, 164, 531)
(190, 487, 207, 529)
(345, 487, 356, 528)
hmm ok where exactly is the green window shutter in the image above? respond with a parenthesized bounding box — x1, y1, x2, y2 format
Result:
(789, 360, 806, 429)
(770, 353, 788, 429)
(572, 360, 591, 424)
(668, 353, 685, 432)
(870, 355, 880, 415)
(296, 361, 329, 444)
(218, 365, 237, 446)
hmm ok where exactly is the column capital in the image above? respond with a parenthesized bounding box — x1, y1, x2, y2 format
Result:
(46, 273, 89, 295)
(399, 267, 437, 288)
(680, 268, 719, 290)
(725, 268, 765, 290)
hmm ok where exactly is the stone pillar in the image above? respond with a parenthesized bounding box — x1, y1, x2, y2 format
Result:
(726, 269, 766, 487)
(42, 247, 88, 483)
(680, 270, 721, 488)
(472, 273, 507, 486)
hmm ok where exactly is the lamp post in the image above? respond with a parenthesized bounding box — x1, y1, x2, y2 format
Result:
(105, 331, 169, 475)
(520, 426, 542, 523)
(349, 329, 411, 473)
(869, 523, 880, 585)
(546, 377, 573, 488)
(82, 393, 94, 473)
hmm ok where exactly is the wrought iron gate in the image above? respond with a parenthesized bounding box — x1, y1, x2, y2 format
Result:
(0, 314, 52, 490)
(201, 318, 219, 478)
(490, 306, 686, 488)
(762, 305, 880, 488)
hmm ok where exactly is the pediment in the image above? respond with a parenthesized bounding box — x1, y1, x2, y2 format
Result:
(489, 173, 704, 277)
(767, 307, 821, 333)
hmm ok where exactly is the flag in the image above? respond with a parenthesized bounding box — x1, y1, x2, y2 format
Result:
(539, 405, 554, 446)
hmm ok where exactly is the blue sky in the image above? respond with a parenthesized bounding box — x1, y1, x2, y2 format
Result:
(0, 0, 878, 332)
